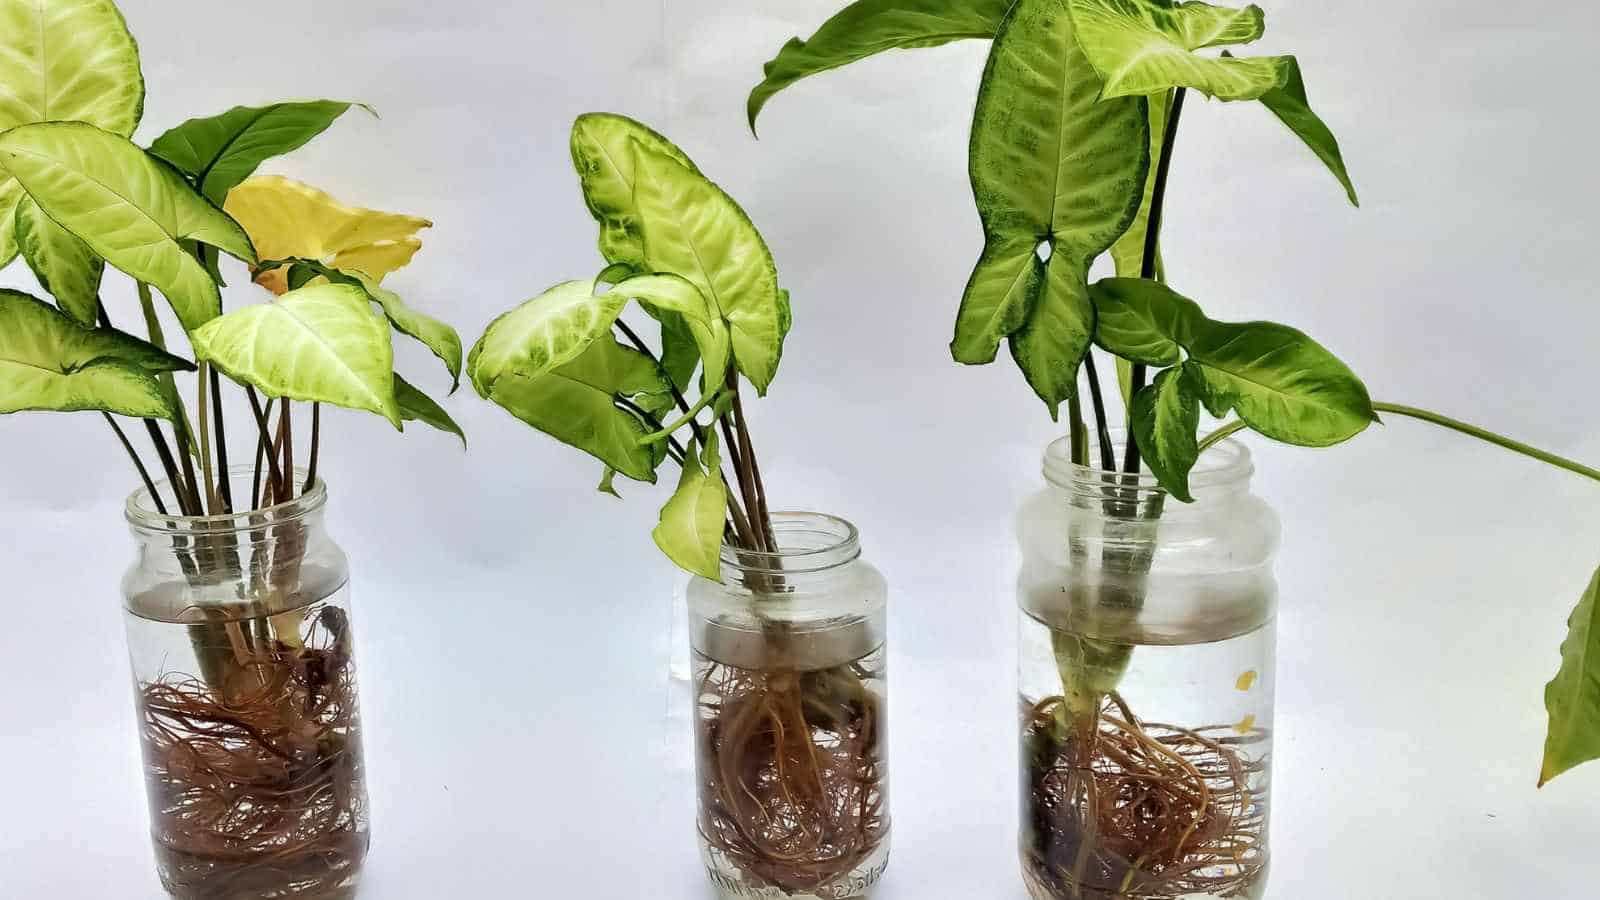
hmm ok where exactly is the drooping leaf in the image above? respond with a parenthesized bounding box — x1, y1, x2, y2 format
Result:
(570, 113, 700, 269)
(191, 283, 401, 428)
(748, 0, 1013, 131)
(964, 0, 1150, 417)
(395, 373, 465, 447)
(150, 101, 369, 204)
(0, 289, 188, 420)
(15, 196, 104, 325)
(0, 0, 145, 258)
(1256, 56, 1359, 207)
(653, 433, 728, 581)
(467, 279, 628, 397)
(224, 175, 429, 295)
(1130, 364, 1201, 501)
(631, 142, 789, 394)
(1068, 0, 1288, 100)
(483, 335, 668, 482)
(0, 123, 255, 331)
(611, 273, 732, 386)
(1110, 90, 1172, 279)
(1541, 565, 1600, 787)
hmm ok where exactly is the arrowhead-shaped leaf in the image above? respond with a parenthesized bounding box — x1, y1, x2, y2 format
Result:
(570, 113, 700, 269)
(1541, 566, 1600, 787)
(395, 373, 465, 447)
(1068, 0, 1288, 100)
(962, 0, 1150, 417)
(467, 279, 628, 397)
(1257, 56, 1359, 207)
(15, 196, 104, 325)
(1130, 364, 1202, 502)
(224, 176, 429, 295)
(483, 335, 669, 482)
(0, 289, 188, 420)
(0, 123, 255, 332)
(653, 433, 727, 581)
(191, 283, 401, 427)
(150, 101, 368, 205)
(0, 0, 145, 263)
(747, 0, 1013, 131)
(631, 142, 789, 394)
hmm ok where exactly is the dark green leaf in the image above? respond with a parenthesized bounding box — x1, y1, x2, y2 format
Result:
(1255, 56, 1359, 207)
(395, 374, 465, 448)
(1541, 565, 1600, 786)
(149, 101, 368, 204)
(1130, 364, 1201, 501)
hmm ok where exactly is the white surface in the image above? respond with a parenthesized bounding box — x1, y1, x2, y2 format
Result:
(2, 1, 1598, 897)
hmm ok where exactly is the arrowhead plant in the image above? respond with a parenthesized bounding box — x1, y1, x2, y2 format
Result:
(751, 0, 1600, 791)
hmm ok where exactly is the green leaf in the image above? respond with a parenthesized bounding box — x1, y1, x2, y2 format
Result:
(611, 273, 733, 386)
(467, 279, 627, 397)
(1256, 56, 1359, 207)
(395, 373, 465, 447)
(964, 0, 1150, 417)
(149, 101, 368, 205)
(598, 467, 622, 498)
(15, 196, 104, 325)
(1130, 365, 1201, 501)
(0, 123, 256, 332)
(1542, 565, 1600, 787)
(1068, 0, 1288, 100)
(483, 335, 668, 482)
(1091, 274, 1197, 365)
(0, 178, 22, 268)
(192, 283, 400, 427)
(0, 289, 188, 420)
(570, 113, 700, 269)
(1110, 90, 1172, 279)
(747, 0, 1013, 132)
(653, 433, 727, 581)
(657, 311, 701, 395)
(631, 142, 789, 394)
(0, 0, 145, 256)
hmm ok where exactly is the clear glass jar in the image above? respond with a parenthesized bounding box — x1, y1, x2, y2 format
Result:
(1017, 437, 1280, 900)
(688, 512, 890, 899)
(122, 470, 369, 899)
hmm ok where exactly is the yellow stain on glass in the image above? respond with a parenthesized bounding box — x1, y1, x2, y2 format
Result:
(1236, 669, 1258, 692)
(1234, 714, 1257, 735)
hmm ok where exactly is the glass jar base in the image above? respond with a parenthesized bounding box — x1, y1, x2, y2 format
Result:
(1022, 859, 1267, 900)
(701, 839, 889, 900)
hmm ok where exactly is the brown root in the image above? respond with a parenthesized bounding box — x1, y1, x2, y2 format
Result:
(1023, 694, 1268, 900)
(139, 606, 368, 899)
(696, 656, 888, 896)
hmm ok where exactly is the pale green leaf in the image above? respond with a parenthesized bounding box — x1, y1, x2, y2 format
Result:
(150, 100, 368, 204)
(1130, 364, 1201, 501)
(15, 196, 103, 325)
(653, 433, 727, 581)
(468, 279, 627, 397)
(395, 373, 465, 447)
(0, 0, 145, 251)
(632, 142, 788, 394)
(611, 273, 732, 386)
(1542, 565, 1600, 786)
(570, 113, 699, 269)
(658, 311, 702, 395)
(748, 0, 1013, 131)
(1257, 56, 1359, 207)
(1110, 90, 1171, 279)
(484, 335, 668, 482)
(0, 178, 21, 268)
(0, 123, 256, 332)
(598, 467, 622, 498)
(1068, 0, 1288, 100)
(964, 0, 1150, 417)
(191, 283, 400, 427)
(0, 289, 187, 420)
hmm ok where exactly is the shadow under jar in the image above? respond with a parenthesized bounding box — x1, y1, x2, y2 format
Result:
(121, 470, 369, 899)
(1017, 437, 1280, 900)
(688, 512, 890, 899)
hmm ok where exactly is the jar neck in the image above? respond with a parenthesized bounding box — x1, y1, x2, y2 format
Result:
(718, 512, 862, 591)
(126, 468, 329, 577)
(1042, 433, 1255, 514)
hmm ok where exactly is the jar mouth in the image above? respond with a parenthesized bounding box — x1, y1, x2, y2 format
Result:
(1042, 429, 1254, 494)
(720, 511, 862, 576)
(126, 466, 328, 535)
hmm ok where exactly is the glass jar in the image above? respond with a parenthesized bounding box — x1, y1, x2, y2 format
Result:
(688, 512, 890, 899)
(1016, 437, 1280, 900)
(121, 470, 370, 899)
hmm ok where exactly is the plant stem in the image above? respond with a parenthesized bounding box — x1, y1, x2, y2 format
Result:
(1198, 420, 1247, 456)
(104, 413, 168, 515)
(197, 363, 219, 514)
(640, 389, 723, 444)
(304, 403, 322, 495)
(245, 387, 287, 503)
(252, 398, 276, 509)
(1082, 353, 1118, 472)
(1374, 403, 1600, 485)
(1068, 395, 1090, 468)
(210, 368, 233, 512)
(278, 402, 295, 493)
(1125, 87, 1188, 476)
(730, 387, 775, 553)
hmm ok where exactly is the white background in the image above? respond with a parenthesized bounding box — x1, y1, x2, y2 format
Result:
(2, 1, 1598, 897)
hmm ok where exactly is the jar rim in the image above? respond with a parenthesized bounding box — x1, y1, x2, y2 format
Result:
(126, 466, 328, 535)
(1042, 429, 1254, 493)
(719, 511, 862, 575)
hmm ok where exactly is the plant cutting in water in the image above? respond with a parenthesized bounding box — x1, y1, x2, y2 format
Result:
(0, 2, 462, 896)
(470, 113, 887, 896)
(751, 0, 1600, 896)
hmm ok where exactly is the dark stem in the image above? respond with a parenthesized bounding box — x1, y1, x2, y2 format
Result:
(729, 386, 775, 553)
(1124, 87, 1188, 476)
(144, 420, 198, 517)
(105, 413, 167, 515)
(246, 387, 287, 503)
(278, 402, 295, 497)
(210, 368, 233, 513)
(304, 403, 322, 495)
(1081, 354, 1118, 473)
(252, 399, 277, 509)
(614, 318, 711, 445)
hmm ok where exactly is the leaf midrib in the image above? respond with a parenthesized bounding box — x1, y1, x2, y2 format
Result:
(258, 299, 388, 412)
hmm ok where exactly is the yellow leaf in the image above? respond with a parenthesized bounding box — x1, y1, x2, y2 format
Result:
(224, 175, 431, 294)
